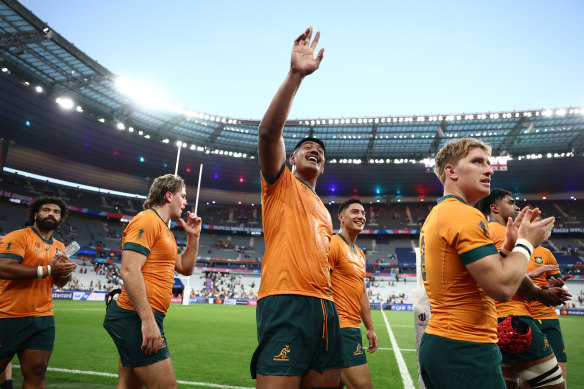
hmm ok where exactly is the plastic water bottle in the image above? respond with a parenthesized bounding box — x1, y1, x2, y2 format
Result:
(64, 241, 80, 257)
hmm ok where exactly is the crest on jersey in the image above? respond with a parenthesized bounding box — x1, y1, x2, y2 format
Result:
(534, 257, 543, 264)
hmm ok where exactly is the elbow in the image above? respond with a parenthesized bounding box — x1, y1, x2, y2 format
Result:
(490, 287, 516, 303)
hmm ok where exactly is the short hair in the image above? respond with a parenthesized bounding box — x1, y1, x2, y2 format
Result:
(434, 137, 492, 184)
(26, 196, 68, 226)
(293, 136, 326, 154)
(475, 188, 513, 217)
(338, 198, 363, 215)
(143, 174, 185, 210)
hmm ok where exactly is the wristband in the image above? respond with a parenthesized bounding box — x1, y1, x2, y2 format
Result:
(499, 250, 508, 258)
(500, 246, 511, 256)
(37, 265, 44, 278)
(512, 238, 534, 261)
(47, 265, 51, 276)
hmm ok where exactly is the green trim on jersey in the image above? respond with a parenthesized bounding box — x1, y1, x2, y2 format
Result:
(437, 194, 467, 205)
(122, 242, 150, 257)
(460, 243, 498, 265)
(336, 233, 358, 254)
(147, 208, 168, 227)
(294, 175, 318, 196)
(30, 226, 54, 244)
(0, 253, 23, 262)
(261, 163, 286, 185)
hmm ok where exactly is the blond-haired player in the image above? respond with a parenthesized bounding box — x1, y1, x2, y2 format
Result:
(419, 138, 555, 389)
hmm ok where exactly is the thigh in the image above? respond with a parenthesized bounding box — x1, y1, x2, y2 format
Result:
(104, 302, 169, 368)
(501, 317, 554, 366)
(117, 360, 143, 389)
(340, 364, 373, 389)
(420, 333, 505, 389)
(132, 358, 176, 389)
(251, 295, 322, 378)
(0, 317, 54, 358)
(17, 349, 52, 376)
(301, 369, 341, 388)
(339, 327, 367, 369)
(256, 373, 301, 389)
(539, 319, 566, 363)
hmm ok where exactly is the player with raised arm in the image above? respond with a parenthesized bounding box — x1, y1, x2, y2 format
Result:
(251, 27, 343, 389)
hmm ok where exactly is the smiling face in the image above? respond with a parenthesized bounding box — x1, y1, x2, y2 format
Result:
(289, 141, 325, 179)
(338, 202, 366, 234)
(448, 147, 494, 204)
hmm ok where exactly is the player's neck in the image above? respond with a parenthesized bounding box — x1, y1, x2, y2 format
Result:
(152, 205, 171, 224)
(339, 229, 358, 247)
(33, 223, 54, 240)
(293, 171, 318, 191)
(443, 187, 476, 206)
(488, 214, 506, 225)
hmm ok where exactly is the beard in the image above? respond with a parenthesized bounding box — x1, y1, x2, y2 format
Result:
(36, 216, 59, 231)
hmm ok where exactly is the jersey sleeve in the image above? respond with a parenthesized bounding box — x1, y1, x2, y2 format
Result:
(452, 210, 497, 265)
(0, 230, 27, 263)
(329, 237, 341, 269)
(122, 215, 158, 257)
(544, 249, 563, 278)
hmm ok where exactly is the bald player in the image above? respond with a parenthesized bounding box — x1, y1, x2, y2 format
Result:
(419, 137, 555, 389)
(251, 27, 343, 388)
(103, 174, 201, 389)
(475, 188, 569, 388)
(0, 196, 77, 388)
(330, 199, 377, 389)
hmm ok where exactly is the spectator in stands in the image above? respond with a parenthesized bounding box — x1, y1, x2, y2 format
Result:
(419, 138, 556, 389)
(330, 199, 378, 388)
(103, 174, 201, 389)
(251, 27, 342, 388)
(0, 196, 77, 388)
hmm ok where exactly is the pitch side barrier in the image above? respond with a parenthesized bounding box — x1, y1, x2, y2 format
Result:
(52, 290, 108, 301)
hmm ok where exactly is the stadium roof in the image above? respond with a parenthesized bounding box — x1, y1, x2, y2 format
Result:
(1, 0, 583, 201)
(1, 0, 583, 161)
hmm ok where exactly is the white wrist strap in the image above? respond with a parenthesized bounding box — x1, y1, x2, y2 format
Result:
(37, 266, 44, 278)
(512, 238, 534, 261)
(47, 265, 51, 276)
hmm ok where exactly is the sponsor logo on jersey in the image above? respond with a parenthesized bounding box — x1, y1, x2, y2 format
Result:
(138, 229, 144, 240)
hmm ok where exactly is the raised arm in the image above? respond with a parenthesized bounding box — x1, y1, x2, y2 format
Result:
(258, 27, 324, 178)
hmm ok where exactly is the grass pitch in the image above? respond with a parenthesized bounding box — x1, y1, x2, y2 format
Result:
(8, 301, 583, 388)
